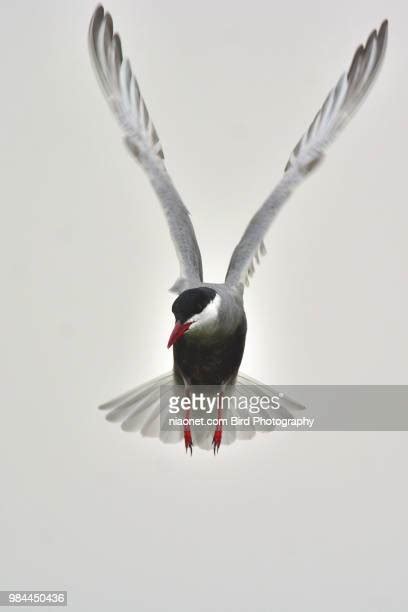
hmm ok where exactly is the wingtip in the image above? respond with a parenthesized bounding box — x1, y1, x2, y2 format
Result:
(93, 4, 105, 18)
(104, 11, 113, 36)
(89, 4, 105, 44)
(367, 19, 388, 41)
(379, 19, 389, 47)
(89, 5, 114, 44)
(90, 4, 105, 27)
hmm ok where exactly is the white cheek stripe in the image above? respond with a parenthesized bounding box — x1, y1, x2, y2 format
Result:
(186, 294, 221, 327)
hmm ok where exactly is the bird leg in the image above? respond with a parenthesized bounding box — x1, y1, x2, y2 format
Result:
(184, 425, 193, 455)
(184, 389, 193, 455)
(212, 392, 223, 454)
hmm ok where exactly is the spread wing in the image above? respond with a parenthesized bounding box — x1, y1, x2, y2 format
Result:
(88, 5, 203, 292)
(225, 20, 388, 289)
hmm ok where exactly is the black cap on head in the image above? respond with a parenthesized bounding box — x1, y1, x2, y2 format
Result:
(172, 287, 217, 323)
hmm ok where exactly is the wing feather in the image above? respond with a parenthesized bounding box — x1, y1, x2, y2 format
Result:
(226, 21, 388, 288)
(89, 5, 203, 289)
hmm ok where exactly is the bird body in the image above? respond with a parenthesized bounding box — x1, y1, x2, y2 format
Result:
(89, 5, 388, 452)
(171, 284, 247, 386)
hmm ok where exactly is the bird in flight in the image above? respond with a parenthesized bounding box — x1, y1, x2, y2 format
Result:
(89, 5, 388, 453)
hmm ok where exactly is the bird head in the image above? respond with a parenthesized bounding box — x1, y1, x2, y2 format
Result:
(167, 287, 221, 348)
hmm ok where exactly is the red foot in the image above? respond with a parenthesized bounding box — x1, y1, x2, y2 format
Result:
(184, 430, 193, 455)
(212, 429, 222, 454)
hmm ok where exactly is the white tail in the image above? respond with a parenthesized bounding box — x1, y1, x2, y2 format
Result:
(99, 372, 305, 451)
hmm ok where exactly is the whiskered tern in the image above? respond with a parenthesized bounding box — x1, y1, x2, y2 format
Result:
(89, 6, 388, 453)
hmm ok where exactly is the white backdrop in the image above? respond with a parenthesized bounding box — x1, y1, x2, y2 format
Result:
(1, 1, 407, 610)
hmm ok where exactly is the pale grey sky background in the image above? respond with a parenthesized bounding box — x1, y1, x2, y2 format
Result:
(1, 0, 407, 610)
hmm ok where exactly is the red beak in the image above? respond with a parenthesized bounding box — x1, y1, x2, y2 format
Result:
(167, 321, 191, 348)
